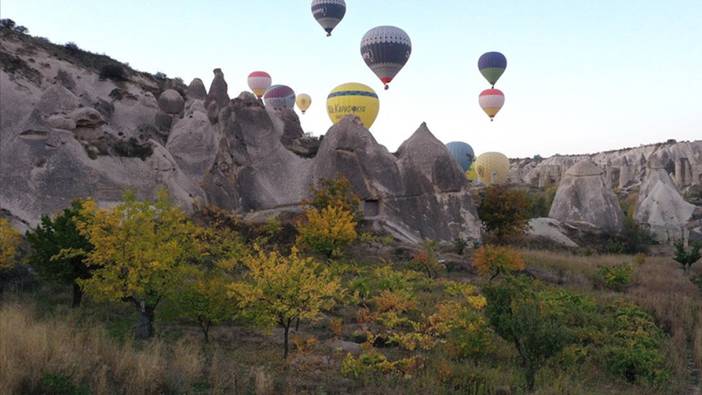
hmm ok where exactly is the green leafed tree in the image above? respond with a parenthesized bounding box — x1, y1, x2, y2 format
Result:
(673, 239, 701, 274)
(26, 201, 94, 307)
(484, 277, 569, 391)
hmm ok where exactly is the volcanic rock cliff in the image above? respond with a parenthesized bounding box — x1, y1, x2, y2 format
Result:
(0, 30, 480, 242)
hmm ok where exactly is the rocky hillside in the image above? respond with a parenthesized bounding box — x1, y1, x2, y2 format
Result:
(0, 30, 480, 242)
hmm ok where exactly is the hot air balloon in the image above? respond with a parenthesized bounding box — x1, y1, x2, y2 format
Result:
(466, 162, 478, 182)
(296, 93, 312, 114)
(360, 26, 411, 90)
(247, 71, 272, 99)
(479, 89, 504, 121)
(478, 52, 507, 87)
(311, 0, 346, 37)
(474, 152, 509, 185)
(446, 141, 475, 172)
(263, 85, 295, 111)
(326, 82, 379, 129)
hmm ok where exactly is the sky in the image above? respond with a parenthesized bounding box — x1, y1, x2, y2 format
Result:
(2, 0, 701, 158)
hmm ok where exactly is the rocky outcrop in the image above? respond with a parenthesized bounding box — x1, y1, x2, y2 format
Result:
(549, 160, 625, 232)
(205, 68, 229, 109)
(527, 218, 579, 248)
(157, 89, 185, 115)
(187, 78, 207, 100)
(0, 30, 484, 243)
(510, 140, 702, 192)
(636, 157, 701, 242)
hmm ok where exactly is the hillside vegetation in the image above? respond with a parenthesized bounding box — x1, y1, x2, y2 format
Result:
(1, 179, 701, 394)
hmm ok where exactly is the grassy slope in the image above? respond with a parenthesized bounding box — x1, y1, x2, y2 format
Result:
(1, 248, 701, 395)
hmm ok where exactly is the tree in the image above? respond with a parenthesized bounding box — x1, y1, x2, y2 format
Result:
(26, 201, 94, 307)
(296, 205, 357, 259)
(77, 190, 202, 338)
(171, 267, 236, 342)
(477, 185, 530, 243)
(473, 245, 525, 281)
(0, 218, 22, 295)
(673, 239, 701, 274)
(229, 247, 341, 358)
(484, 277, 569, 391)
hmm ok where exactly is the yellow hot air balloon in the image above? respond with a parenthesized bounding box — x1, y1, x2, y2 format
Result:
(474, 152, 509, 185)
(296, 93, 312, 114)
(466, 162, 478, 182)
(326, 83, 379, 129)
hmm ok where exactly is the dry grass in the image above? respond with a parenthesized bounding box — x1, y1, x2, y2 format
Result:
(521, 249, 702, 388)
(0, 303, 207, 394)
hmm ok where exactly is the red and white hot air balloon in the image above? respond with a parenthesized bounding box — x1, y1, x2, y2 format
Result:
(479, 88, 505, 121)
(247, 71, 272, 99)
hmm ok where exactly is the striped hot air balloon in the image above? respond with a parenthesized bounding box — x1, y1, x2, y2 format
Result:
(360, 26, 412, 90)
(326, 83, 379, 129)
(478, 52, 507, 87)
(296, 93, 312, 114)
(479, 89, 505, 121)
(247, 71, 272, 99)
(311, 0, 346, 37)
(263, 85, 295, 111)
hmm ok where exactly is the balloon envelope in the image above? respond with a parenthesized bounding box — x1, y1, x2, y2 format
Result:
(248, 71, 272, 99)
(478, 52, 507, 86)
(311, 0, 346, 36)
(361, 26, 412, 89)
(474, 152, 510, 185)
(296, 93, 312, 114)
(326, 82, 379, 129)
(263, 85, 295, 111)
(479, 88, 505, 120)
(446, 141, 475, 172)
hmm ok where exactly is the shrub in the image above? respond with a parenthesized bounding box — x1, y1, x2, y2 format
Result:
(25, 200, 94, 307)
(478, 185, 530, 243)
(99, 64, 128, 81)
(64, 42, 80, 53)
(0, 218, 21, 273)
(596, 263, 633, 292)
(453, 238, 468, 255)
(409, 241, 442, 278)
(296, 205, 357, 259)
(473, 245, 525, 280)
(601, 305, 669, 384)
(306, 176, 362, 221)
(673, 239, 701, 274)
(36, 373, 89, 395)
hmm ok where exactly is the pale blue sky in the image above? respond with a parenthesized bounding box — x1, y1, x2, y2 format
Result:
(3, 0, 701, 157)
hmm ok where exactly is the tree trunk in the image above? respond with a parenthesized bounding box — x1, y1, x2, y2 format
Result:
(199, 319, 210, 343)
(283, 321, 291, 359)
(525, 364, 536, 392)
(135, 302, 155, 339)
(71, 282, 83, 308)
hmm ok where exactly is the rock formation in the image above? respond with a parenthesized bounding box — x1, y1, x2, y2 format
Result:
(635, 157, 701, 242)
(0, 31, 480, 243)
(549, 160, 625, 232)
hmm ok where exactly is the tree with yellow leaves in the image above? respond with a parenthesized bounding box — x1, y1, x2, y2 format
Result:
(473, 244, 525, 281)
(0, 218, 22, 295)
(296, 205, 357, 259)
(229, 247, 342, 358)
(77, 190, 202, 338)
